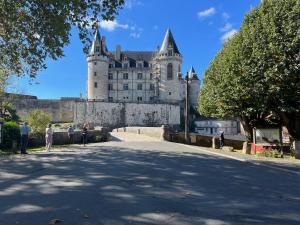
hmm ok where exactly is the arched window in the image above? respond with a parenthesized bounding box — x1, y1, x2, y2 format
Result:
(167, 63, 173, 80)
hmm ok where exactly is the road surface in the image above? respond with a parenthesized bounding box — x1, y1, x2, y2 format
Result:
(0, 132, 300, 225)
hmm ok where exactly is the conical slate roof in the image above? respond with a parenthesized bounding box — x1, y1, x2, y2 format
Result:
(89, 28, 101, 55)
(159, 29, 180, 54)
(188, 66, 199, 80)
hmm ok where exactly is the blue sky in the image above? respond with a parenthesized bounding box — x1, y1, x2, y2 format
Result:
(8, 0, 261, 99)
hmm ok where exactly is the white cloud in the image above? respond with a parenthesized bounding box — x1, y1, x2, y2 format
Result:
(198, 7, 216, 18)
(222, 12, 230, 20)
(221, 29, 238, 42)
(125, 0, 142, 9)
(220, 23, 233, 32)
(99, 20, 129, 32)
(130, 26, 143, 39)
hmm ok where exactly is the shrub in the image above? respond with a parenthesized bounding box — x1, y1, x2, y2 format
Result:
(27, 110, 51, 133)
(256, 148, 280, 158)
(2, 121, 20, 149)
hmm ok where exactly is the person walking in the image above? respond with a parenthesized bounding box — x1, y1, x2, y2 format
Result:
(219, 130, 225, 149)
(20, 122, 31, 154)
(67, 125, 75, 144)
(82, 125, 88, 147)
(45, 123, 53, 152)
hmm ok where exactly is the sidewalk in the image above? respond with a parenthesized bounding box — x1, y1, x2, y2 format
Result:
(184, 144, 300, 176)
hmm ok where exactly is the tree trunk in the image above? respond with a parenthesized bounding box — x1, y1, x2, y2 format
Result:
(280, 112, 300, 159)
(238, 116, 253, 142)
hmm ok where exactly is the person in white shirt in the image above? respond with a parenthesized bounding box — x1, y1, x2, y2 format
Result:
(45, 123, 53, 152)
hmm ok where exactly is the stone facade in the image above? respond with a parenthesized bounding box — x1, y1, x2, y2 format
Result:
(74, 101, 180, 127)
(87, 28, 200, 107)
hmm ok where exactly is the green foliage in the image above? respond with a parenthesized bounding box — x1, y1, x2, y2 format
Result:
(0, 101, 20, 122)
(256, 149, 280, 158)
(0, 0, 124, 78)
(2, 121, 20, 149)
(27, 109, 51, 133)
(199, 0, 300, 140)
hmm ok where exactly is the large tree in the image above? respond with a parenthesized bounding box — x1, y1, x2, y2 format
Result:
(0, 0, 124, 78)
(199, 0, 300, 143)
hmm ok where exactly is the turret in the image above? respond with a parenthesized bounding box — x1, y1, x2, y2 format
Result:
(155, 29, 182, 103)
(188, 66, 201, 108)
(87, 28, 109, 101)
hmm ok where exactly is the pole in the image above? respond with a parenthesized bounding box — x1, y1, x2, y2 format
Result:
(185, 72, 190, 144)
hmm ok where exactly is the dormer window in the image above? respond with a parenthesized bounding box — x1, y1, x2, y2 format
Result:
(168, 50, 173, 56)
(95, 46, 100, 52)
(123, 63, 129, 69)
(137, 62, 143, 68)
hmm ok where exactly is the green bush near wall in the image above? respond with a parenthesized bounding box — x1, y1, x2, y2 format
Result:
(2, 121, 20, 150)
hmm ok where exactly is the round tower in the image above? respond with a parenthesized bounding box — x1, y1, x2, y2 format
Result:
(156, 29, 182, 103)
(188, 66, 201, 108)
(87, 28, 109, 101)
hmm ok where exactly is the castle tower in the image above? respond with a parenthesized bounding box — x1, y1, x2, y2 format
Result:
(155, 29, 182, 103)
(87, 28, 109, 101)
(188, 66, 201, 108)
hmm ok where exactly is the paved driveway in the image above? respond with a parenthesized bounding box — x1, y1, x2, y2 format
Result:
(0, 132, 300, 225)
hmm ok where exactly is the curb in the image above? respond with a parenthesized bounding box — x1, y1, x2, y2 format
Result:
(181, 143, 300, 176)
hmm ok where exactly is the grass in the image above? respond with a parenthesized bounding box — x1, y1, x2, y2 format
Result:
(0, 144, 76, 156)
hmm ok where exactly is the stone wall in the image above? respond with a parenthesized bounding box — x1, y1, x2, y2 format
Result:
(9, 98, 75, 123)
(113, 126, 164, 139)
(74, 102, 180, 127)
(170, 132, 244, 150)
(28, 129, 109, 147)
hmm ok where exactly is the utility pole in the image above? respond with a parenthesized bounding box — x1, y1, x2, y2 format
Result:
(185, 72, 190, 144)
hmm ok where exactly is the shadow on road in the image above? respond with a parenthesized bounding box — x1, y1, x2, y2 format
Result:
(0, 144, 300, 225)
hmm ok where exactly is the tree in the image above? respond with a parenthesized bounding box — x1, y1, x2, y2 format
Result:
(27, 109, 51, 133)
(0, 101, 19, 122)
(199, 0, 300, 143)
(0, 0, 124, 78)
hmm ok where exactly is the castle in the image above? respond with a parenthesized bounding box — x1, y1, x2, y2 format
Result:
(5, 29, 200, 128)
(87, 28, 200, 107)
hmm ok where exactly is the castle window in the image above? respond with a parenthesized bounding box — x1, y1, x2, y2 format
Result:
(123, 63, 128, 69)
(137, 83, 143, 90)
(150, 84, 155, 91)
(108, 97, 113, 102)
(94, 82, 98, 88)
(109, 64, 114, 68)
(169, 92, 172, 95)
(94, 72, 97, 76)
(167, 63, 173, 80)
(137, 97, 142, 101)
(168, 50, 173, 56)
(123, 84, 129, 90)
(150, 97, 154, 101)
(108, 73, 113, 80)
(95, 46, 100, 52)
(108, 84, 113, 90)
(137, 73, 143, 80)
(137, 63, 143, 68)
(94, 62, 97, 65)
(123, 73, 128, 80)
(150, 73, 153, 80)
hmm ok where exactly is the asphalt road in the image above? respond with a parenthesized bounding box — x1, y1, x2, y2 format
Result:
(0, 132, 300, 225)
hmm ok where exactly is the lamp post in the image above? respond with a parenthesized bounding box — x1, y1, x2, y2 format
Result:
(185, 72, 190, 144)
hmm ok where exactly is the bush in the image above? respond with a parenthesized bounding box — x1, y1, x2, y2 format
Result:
(256, 148, 280, 158)
(2, 121, 20, 149)
(27, 110, 51, 133)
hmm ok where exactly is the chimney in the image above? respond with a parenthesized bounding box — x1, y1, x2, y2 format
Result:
(115, 45, 121, 61)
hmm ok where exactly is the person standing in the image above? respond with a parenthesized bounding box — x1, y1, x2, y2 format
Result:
(45, 123, 53, 152)
(67, 125, 75, 144)
(20, 122, 31, 154)
(219, 130, 225, 149)
(82, 125, 88, 147)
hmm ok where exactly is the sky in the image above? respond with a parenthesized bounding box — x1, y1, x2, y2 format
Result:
(8, 0, 261, 99)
